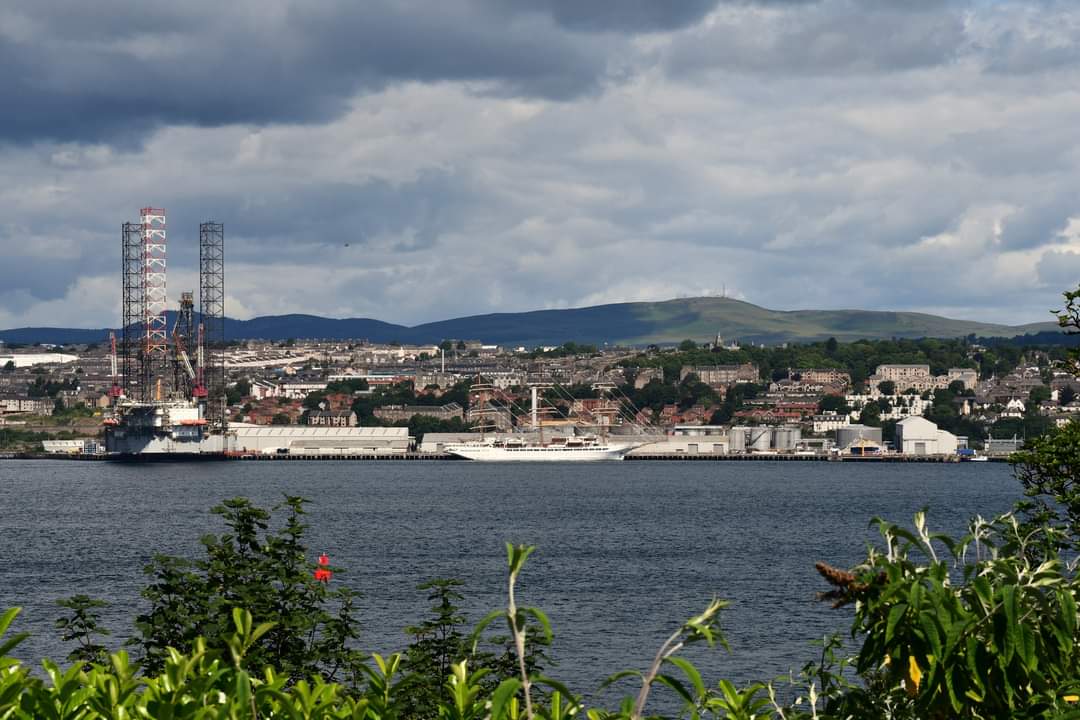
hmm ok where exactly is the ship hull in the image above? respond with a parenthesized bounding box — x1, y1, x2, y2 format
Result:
(444, 444, 635, 461)
(106, 451, 228, 463)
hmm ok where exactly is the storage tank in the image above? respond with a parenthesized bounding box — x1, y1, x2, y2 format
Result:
(773, 426, 802, 451)
(748, 427, 772, 452)
(728, 426, 749, 453)
(836, 424, 882, 450)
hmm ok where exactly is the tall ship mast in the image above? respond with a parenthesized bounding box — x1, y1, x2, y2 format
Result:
(443, 381, 647, 461)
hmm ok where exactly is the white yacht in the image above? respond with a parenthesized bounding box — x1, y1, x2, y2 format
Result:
(444, 434, 638, 461)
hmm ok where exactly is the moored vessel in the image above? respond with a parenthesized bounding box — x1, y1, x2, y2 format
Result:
(444, 434, 638, 461)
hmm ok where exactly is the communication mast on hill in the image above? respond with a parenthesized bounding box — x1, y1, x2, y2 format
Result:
(199, 221, 226, 428)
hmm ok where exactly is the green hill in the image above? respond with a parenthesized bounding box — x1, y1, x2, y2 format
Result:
(0, 297, 1061, 346)
(606, 297, 1058, 345)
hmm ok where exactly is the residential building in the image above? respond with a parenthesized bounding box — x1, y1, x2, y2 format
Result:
(790, 368, 851, 387)
(278, 381, 328, 399)
(869, 364, 979, 393)
(813, 412, 849, 434)
(308, 410, 358, 427)
(374, 403, 464, 423)
(632, 367, 664, 389)
(415, 372, 459, 389)
(0, 397, 53, 415)
(680, 363, 759, 387)
(946, 368, 979, 390)
(870, 364, 937, 392)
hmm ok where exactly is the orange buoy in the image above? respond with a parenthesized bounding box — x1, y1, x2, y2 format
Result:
(314, 553, 333, 583)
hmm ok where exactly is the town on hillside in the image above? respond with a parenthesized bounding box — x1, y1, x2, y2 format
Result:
(1, 334, 1076, 459)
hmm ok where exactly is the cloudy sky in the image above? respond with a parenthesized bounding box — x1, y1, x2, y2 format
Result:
(1, 0, 1079, 329)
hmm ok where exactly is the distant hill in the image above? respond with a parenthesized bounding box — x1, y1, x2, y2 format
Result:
(0, 297, 1062, 347)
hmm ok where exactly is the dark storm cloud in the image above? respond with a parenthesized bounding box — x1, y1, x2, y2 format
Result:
(187, 170, 476, 258)
(999, 195, 1078, 251)
(482, 0, 723, 33)
(0, 0, 969, 148)
(0, 1, 614, 145)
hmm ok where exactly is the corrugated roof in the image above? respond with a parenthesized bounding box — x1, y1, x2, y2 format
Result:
(232, 426, 408, 438)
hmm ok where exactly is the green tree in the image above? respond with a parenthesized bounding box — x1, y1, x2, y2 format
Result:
(876, 380, 895, 395)
(304, 390, 328, 410)
(1012, 420, 1080, 548)
(225, 377, 251, 406)
(678, 339, 698, 352)
(401, 579, 469, 719)
(55, 595, 110, 668)
(858, 401, 881, 427)
(1061, 385, 1077, 405)
(1030, 385, 1052, 406)
(270, 412, 291, 425)
(132, 497, 365, 686)
(1, 360, 13, 373)
(818, 394, 849, 414)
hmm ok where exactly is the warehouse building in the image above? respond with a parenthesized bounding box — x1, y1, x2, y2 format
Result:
(231, 426, 411, 455)
(895, 417, 958, 456)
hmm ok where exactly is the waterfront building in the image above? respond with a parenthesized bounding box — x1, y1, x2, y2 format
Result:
(231, 425, 411, 455)
(813, 411, 849, 433)
(895, 416, 958, 455)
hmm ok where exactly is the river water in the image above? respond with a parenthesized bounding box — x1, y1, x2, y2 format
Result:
(0, 459, 1019, 697)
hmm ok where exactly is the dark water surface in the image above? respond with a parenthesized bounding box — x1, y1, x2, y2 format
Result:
(0, 460, 1019, 692)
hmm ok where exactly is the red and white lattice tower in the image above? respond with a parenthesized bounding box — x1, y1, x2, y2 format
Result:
(140, 207, 168, 362)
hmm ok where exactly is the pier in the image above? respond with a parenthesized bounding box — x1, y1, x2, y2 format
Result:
(11, 451, 1011, 462)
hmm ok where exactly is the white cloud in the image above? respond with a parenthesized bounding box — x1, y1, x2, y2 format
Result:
(1, 0, 1080, 331)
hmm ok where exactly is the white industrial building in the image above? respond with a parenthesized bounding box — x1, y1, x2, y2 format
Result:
(41, 439, 103, 454)
(0, 353, 78, 368)
(230, 426, 411, 455)
(895, 417, 958, 456)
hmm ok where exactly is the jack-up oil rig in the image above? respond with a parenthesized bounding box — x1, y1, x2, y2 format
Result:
(104, 208, 229, 458)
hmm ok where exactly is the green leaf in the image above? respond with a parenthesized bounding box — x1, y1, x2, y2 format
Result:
(505, 543, 536, 576)
(597, 669, 642, 691)
(490, 678, 522, 720)
(886, 603, 908, 645)
(664, 657, 705, 699)
(1003, 585, 1019, 665)
(535, 675, 579, 708)
(918, 611, 942, 661)
(468, 609, 505, 654)
(0, 608, 27, 658)
(523, 607, 554, 644)
(655, 673, 695, 707)
(1060, 589, 1077, 637)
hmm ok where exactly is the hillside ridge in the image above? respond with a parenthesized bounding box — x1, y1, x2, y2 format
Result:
(0, 296, 1060, 346)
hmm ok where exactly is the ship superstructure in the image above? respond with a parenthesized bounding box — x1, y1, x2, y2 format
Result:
(105, 208, 228, 459)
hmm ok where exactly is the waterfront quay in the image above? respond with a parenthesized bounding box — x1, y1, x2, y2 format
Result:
(5, 451, 1004, 463)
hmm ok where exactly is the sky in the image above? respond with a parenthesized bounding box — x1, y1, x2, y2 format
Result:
(1, 0, 1079, 329)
